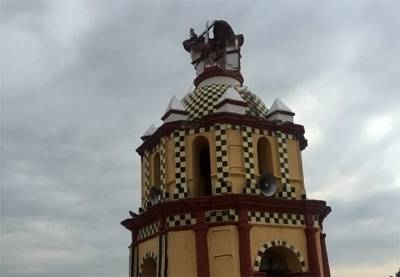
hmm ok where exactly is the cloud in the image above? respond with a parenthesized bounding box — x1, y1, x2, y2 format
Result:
(1, 1, 399, 277)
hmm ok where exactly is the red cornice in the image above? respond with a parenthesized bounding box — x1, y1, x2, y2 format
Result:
(121, 194, 331, 231)
(194, 66, 244, 87)
(136, 112, 307, 156)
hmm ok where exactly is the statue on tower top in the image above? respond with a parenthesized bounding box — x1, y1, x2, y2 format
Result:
(183, 20, 244, 84)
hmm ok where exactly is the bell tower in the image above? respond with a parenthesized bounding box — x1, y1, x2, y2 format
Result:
(122, 20, 331, 277)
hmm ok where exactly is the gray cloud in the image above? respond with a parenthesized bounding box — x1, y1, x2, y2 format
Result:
(1, 1, 399, 276)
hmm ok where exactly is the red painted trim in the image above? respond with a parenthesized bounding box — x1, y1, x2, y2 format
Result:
(320, 233, 331, 277)
(194, 66, 244, 87)
(122, 195, 331, 277)
(304, 223, 320, 276)
(136, 112, 308, 156)
(194, 211, 210, 277)
(122, 194, 330, 233)
(237, 208, 253, 276)
(253, 272, 317, 277)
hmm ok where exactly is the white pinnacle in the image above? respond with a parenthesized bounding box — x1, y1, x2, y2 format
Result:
(142, 124, 157, 138)
(267, 98, 293, 115)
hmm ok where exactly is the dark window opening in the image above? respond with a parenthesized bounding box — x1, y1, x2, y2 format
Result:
(259, 246, 302, 275)
(193, 136, 212, 196)
(153, 153, 161, 188)
(200, 146, 212, 196)
(141, 257, 157, 277)
(257, 137, 273, 177)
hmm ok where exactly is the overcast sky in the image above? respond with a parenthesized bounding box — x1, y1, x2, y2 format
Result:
(1, 1, 399, 276)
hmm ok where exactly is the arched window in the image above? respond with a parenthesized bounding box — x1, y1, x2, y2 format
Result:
(259, 246, 302, 275)
(141, 257, 157, 277)
(192, 136, 212, 196)
(152, 152, 161, 188)
(257, 137, 273, 177)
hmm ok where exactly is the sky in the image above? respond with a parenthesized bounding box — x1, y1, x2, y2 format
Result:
(1, 1, 399, 276)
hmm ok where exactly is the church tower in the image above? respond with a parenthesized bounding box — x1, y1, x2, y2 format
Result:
(122, 20, 331, 277)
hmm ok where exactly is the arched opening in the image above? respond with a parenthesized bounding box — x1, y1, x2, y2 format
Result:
(152, 152, 161, 188)
(259, 246, 302, 275)
(257, 137, 273, 177)
(141, 257, 157, 277)
(192, 136, 212, 196)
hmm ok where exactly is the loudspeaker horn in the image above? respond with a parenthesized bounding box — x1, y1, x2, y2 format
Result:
(149, 185, 162, 206)
(258, 174, 278, 197)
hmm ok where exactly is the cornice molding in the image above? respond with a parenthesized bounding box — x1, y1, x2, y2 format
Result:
(136, 112, 307, 155)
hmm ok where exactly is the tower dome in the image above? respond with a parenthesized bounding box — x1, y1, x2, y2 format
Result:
(182, 84, 268, 121)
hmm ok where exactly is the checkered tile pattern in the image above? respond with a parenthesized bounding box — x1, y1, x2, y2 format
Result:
(205, 209, 238, 223)
(142, 138, 168, 209)
(167, 213, 196, 227)
(159, 137, 167, 200)
(301, 189, 307, 200)
(182, 84, 269, 121)
(139, 252, 157, 277)
(254, 240, 307, 272)
(183, 84, 228, 120)
(241, 126, 259, 194)
(187, 125, 213, 135)
(234, 85, 269, 118)
(136, 221, 160, 241)
(276, 131, 296, 199)
(313, 215, 320, 229)
(143, 151, 151, 208)
(172, 130, 188, 199)
(214, 124, 232, 194)
(248, 211, 305, 226)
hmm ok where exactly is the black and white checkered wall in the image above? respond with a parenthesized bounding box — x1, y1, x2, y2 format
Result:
(205, 209, 238, 223)
(142, 125, 300, 203)
(214, 124, 232, 194)
(172, 130, 189, 199)
(137, 221, 160, 241)
(241, 126, 258, 194)
(167, 213, 196, 227)
(276, 131, 296, 199)
(141, 137, 168, 210)
(160, 137, 167, 199)
(248, 211, 305, 226)
(254, 240, 307, 272)
(143, 151, 151, 209)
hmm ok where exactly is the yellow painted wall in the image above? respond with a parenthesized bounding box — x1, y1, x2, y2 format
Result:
(286, 139, 301, 180)
(208, 225, 241, 277)
(167, 230, 197, 277)
(250, 225, 309, 271)
(286, 139, 305, 199)
(227, 129, 245, 193)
